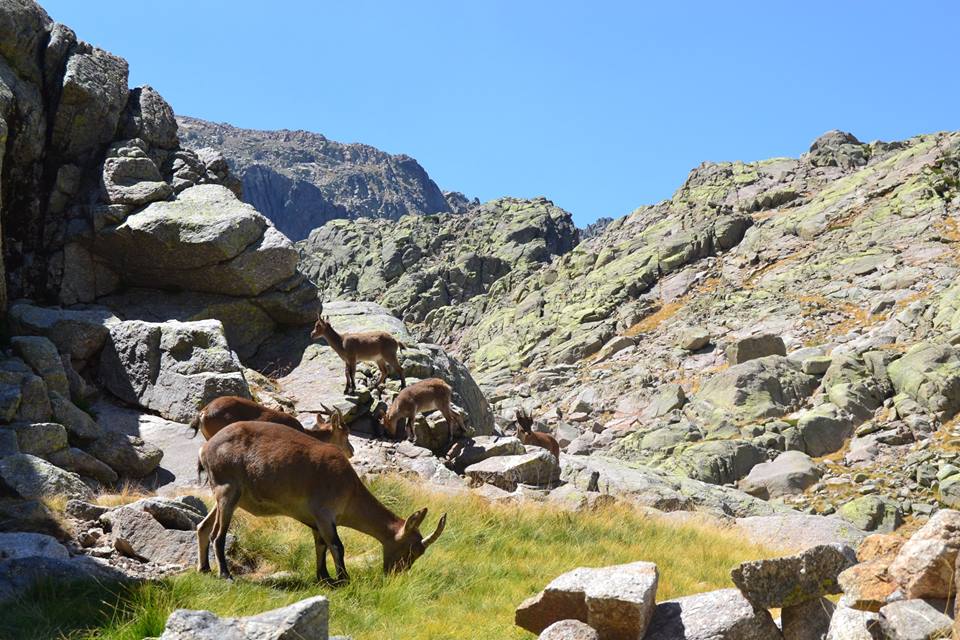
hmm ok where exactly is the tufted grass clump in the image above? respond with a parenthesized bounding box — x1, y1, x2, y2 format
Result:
(0, 476, 773, 640)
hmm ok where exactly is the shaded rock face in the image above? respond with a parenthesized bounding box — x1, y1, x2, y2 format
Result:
(0, 2, 315, 354)
(643, 588, 781, 640)
(299, 197, 579, 325)
(177, 115, 456, 241)
(730, 543, 857, 609)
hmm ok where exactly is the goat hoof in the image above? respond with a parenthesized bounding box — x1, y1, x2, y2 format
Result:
(197, 565, 210, 574)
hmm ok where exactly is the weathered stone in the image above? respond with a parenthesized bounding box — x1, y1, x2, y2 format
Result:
(49, 391, 101, 440)
(102, 506, 212, 566)
(86, 432, 163, 478)
(692, 356, 817, 427)
(48, 447, 118, 485)
(888, 509, 960, 599)
(7, 303, 114, 361)
(9, 422, 67, 456)
(447, 435, 525, 473)
(643, 588, 781, 640)
(65, 499, 109, 521)
(125, 497, 205, 530)
(642, 384, 687, 419)
(515, 561, 658, 639)
(802, 355, 833, 375)
(839, 496, 903, 533)
(10, 336, 69, 397)
(838, 560, 898, 613)
(99, 318, 249, 423)
(796, 403, 853, 457)
(726, 334, 786, 365)
(0, 453, 93, 500)
(888, 342, 960, 420)
(93, 185, 298, 297)
(781, 597, 835, 640)
(679, 327, 710, 351)
(730, 543, 857, 608)
(466, 450, 560, 491)
(739, 450, 822, 499)
(0, 556, 129, 605)
(826, 605, 882, 640)
(539, 619, 599, 640)
(0, 532, 69, 561)
(158, 595, 329, 640)
(879, 599, 952, 640)
(672, 439, 766, 485)
(735, 514, 867, 552)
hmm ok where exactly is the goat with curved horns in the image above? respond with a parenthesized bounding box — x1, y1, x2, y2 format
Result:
(197, 421, 445, 582)
(191, 396, 354, 457)
(311, 310, 407, 395)
(514, 408, 560, 460)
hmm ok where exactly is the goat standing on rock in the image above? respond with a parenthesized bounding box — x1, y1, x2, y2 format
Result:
(197, 421, 445, 583)
(382, 378, 465, 443)
(311, 312, 407, 395)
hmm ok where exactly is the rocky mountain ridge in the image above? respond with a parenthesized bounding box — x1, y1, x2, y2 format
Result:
(177, 116, 474, 241)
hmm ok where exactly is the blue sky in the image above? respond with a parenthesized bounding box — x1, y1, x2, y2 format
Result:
(42, 1, 960, 226)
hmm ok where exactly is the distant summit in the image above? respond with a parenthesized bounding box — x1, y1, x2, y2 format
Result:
(177, 116, 471, 240)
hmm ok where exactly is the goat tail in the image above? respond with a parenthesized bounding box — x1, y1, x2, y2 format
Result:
(196, 454, 205, 485)
(189, 410, 204, 439)
(397, 340, 409, 352)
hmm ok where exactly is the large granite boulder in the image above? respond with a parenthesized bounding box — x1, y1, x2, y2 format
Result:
(158, 596, 328, 640)
(7, 303, 114, 361)
(691, 356, 818, 427)
(888, 509, 960, 599)
(730, 543, 857, 609)
(99, 318, 250, 423)
(643, 588, 781, 640)
(466, 450, 560, 491)
(0, 453, 93, 500)
(92, 184, 298, 297)
(515, 561, 658, 639)
(739, 450, 822, 499)
(888, 342, 960, 420)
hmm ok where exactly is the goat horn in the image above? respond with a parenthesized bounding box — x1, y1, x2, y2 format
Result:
(423, 513, 447, 548)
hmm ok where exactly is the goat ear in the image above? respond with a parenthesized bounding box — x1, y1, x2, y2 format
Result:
(400, 508, 428, 539)
(423, 513, 446, 548)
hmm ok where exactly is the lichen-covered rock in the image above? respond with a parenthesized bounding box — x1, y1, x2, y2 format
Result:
(796, 403, 853, 457)
(887, 342, 960, 420)
(739, 450, 822, 499)
(86, 432, 163, 478)
(515, 561, 658, 639)
(0, 453, 93, 500)
(7, 303, 114, 361)
(734, 514, 867, 552)
(466, 450, 560, 491)
(781, 597, 835, 640)
(838, 496, 903, 533)
(9, 422, 68, 456)
(730, 543, 857, 608)
(691, 356, 818, 428)
(726, 334, 786, 365)
(644, 588, 781, 640)
(10, 336, 69, 397)
(671, 439, 766, 485)
(888, 509, 960, 599)
(99, 318, 249, 423)
(878, 599, 951, 640)
(158, 595, 328, 640)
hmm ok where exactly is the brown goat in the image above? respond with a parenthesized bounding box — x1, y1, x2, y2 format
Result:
(515, 408, 560, 460)
(382, 378, 465, 442)
(191, 396, 353, 458)
(311, 314, 406, 395)
(197, 421, 445, 582)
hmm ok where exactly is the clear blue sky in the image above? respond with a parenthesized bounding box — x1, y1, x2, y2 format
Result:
(41, 1, 960, 226)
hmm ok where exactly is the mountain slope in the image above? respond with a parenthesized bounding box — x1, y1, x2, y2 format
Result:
(177, 116, 474, 240)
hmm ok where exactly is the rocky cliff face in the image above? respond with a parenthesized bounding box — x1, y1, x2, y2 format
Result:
(298, 196, 579, 326)
(177, 116, 460, 241)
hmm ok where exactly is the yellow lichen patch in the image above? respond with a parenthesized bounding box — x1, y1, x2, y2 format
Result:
(743, 251, 809, 288)
(795, 294, 877, 344)
(624, 301, 684, 337)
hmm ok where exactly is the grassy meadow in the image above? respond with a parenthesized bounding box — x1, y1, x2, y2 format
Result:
(0, 477, 773, 640)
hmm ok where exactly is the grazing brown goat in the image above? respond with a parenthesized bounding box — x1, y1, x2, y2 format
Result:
(197, 421, 446, 582)
(382, 378, 465, 442)
(514, 408, 560, 460)
(191, 396, 353, 457)
(311, 313, 406, 395)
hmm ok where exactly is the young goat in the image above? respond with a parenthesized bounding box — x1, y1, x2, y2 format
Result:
(191, 396, 353, 457)
(311, 313, 406, 395)
(382, 378, 465, 442)
(197, 421, 445, 583)
(514, 408, 560, 460)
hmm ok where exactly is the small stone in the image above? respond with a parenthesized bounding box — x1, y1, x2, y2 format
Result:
(679, 327, 711, 352)
(538, 619, 598, 640)
(726, 334, 786, 365)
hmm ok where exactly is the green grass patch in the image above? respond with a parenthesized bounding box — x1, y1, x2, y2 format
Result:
(0, 477, 773, 640)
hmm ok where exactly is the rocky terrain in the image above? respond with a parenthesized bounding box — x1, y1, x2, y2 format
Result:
(4, 0, 960, 637)
(177, 116, 474, 241)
